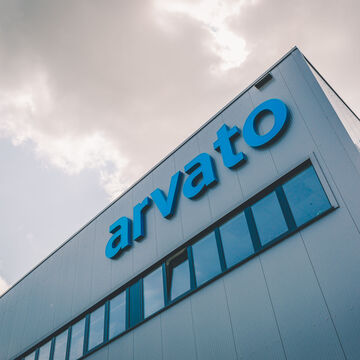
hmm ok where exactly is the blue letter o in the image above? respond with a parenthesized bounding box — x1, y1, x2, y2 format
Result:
(243, 99, 289, 147)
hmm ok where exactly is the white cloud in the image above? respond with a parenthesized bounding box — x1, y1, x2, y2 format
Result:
(155, 0, 252, 72)
(0, 0, 358, 205)
(0, 71, 133, 199)
(0, 275, 9, 296)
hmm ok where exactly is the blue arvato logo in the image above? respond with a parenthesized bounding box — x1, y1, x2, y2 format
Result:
(106, 99, 289, 259)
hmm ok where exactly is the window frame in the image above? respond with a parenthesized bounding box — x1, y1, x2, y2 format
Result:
(165, 249, 193, 304)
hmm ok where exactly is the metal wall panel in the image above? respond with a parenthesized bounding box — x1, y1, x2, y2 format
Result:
(0, 288, 16, 359)
(249, 67, 316, 175)
(52, 237, 78, 330)
(160, 298, 197, 360)
(196, 112, 244, 222)
(19, 259, 54, 352)
(174, 136, 212, 241)
(108, 332, 134, 360)
(71, 223, 96, 317)
(151, 157, 184, 258)
(287, 52, 360, 233)
(7, 279, 31, 358)
(3, 280, 29, 360)
(300, 208, 360, 359)
(0, 296, 6, 358)
(221, 91, 278, 200)
(133, 317, 163, 360)
(16, 267, 41, 355)
(303, 58, 360, 175)
(130, 173, 158, 276)
(190, 280, 237, 360)
(86, 344, 109, 360)
(283, 52, 360, 358)
(109, 191, 134, 291)
(223, 258, 286, 360)
(260, 233, 345, 359)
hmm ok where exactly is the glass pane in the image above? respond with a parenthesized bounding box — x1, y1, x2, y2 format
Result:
(192, 232, 221, 286)
(68, 318, 85, 360)
(53, 330, 68, 360)
(38, 341, 51, 360)
(24, 351, 36, 360)
(109, 291, 126, 339)
(167, 250, 190, 301)
(88, 305, 105, 351)
(219, 212, 254, 268)
(129, 281, 142, 327)
(143, 267, 164, 318)
(283, 166, 331, 226)
(252, 192, 288, 246)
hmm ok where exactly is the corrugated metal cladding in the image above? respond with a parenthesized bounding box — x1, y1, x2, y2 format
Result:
(1, 47, 360, 360)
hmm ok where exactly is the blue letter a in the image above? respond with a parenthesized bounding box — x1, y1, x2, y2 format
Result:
(151, 171, 183, 218)
(105, 217, 132, 259)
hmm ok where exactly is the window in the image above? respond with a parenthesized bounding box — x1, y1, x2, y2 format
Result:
(38, 341, 51, 360)
(88, 305, 105, 351)
(109, 291, 126, 339)
(53, 330, 68, 360)
(251, 191, 288, 246)
(68, 319, 85, 360)
(283, 165, 331, 226)
(129, 281, 142, 327)
(219, 212, 254, 268)
(166, 249, 191, 301)
(192, 232, 222, 286)
(143, 267, 164, 318)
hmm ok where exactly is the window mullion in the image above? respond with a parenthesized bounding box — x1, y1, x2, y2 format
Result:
(275, 186, 297, 231)
(104, 301, 110, 343)
(244, 207, 262, 252)
(187, 246, 197, 290)
(162, 263, 169, 306)
(49, 337, 55, 360)
(214, 228, 227, 272)
(65, 327, 71, 360)
(83, 314, 90, 355)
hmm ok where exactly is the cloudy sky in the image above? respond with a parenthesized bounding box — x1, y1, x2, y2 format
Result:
(0, 0, 359, 295)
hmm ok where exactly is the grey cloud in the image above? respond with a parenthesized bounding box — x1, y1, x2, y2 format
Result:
(0, 0, 358, 286)
(1, 0, 357, 183)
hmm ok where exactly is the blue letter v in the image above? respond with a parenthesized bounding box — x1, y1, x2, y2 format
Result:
(151, 171, 183, 218)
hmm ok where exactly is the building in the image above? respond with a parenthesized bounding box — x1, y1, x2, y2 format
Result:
(1, 47, 360, 360)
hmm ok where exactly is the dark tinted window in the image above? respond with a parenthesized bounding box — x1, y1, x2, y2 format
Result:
(143, 267, 164, 318)
(109, 291, 126, 339)
(251, 191, 288, 246)
(53, 330, 68, 360)
(166, 250, 191, 301)
(219, 212, 254, 268)
(192, 232, 221, 286)
(69, 319, 85, 360)
(38, 341, 51, 360)
(88, 305, 105, 350)
(283, 166, 331, 226)
(129, 281, 142, 327)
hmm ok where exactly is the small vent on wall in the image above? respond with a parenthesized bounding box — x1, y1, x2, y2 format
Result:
(254, 73, 273, 89)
